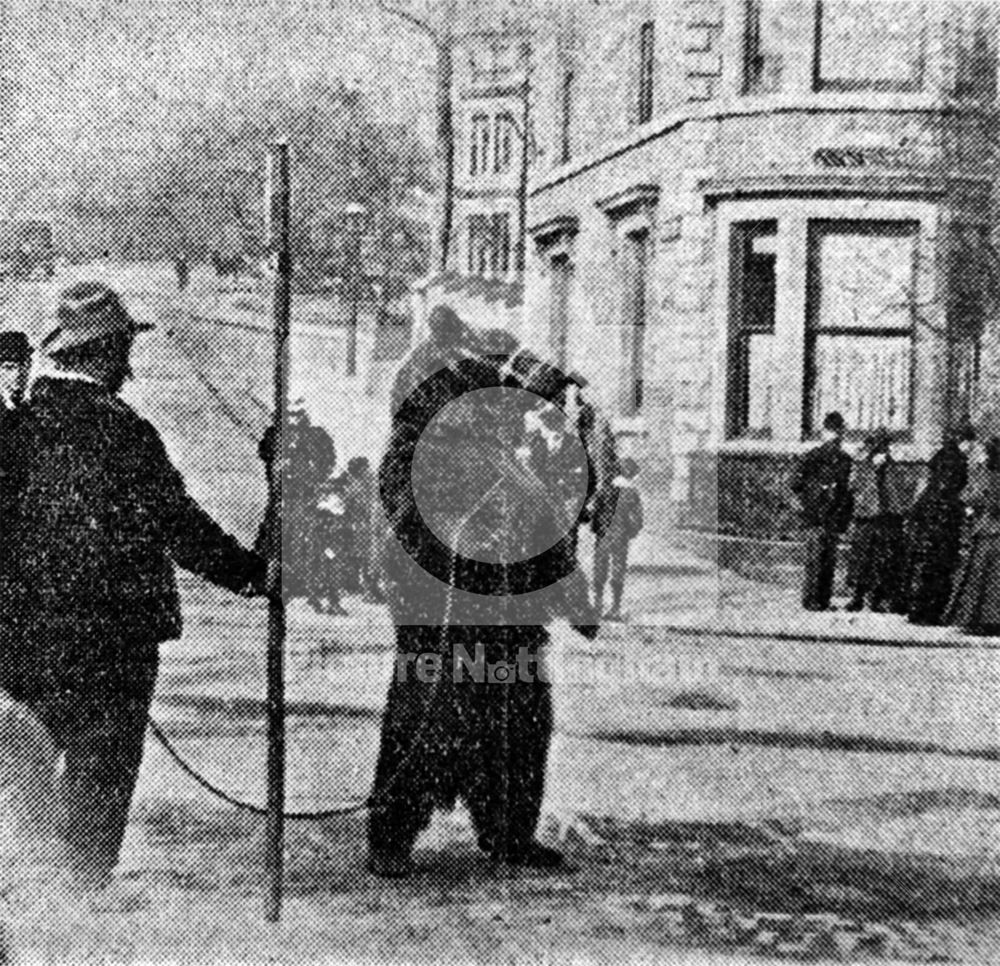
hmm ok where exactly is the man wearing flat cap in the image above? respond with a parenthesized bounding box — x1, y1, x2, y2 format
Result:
(0, 281, 267, 887)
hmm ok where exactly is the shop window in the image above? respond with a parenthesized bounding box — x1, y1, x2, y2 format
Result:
(815, 0, 925, 92)
(744, 0, 787, 94)
(549, 254, 573, 371)
(637, 21, 655, 123)
(621, 230, 648, 416)
(728, 221, 778, 439)
(469, 114, 491, 176)
(467, 213, 511, 276)
(805, 222, 918, 438)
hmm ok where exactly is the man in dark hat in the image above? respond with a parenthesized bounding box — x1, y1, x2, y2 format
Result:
(790, 411, 853, 610)
(0, 331, 31, 413)
(0, 281, 267, 887)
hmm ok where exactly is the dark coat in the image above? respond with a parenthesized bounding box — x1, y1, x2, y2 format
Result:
(593, 479, 643, 544)
(790, 440, 853, 531)
(0, 377, 264, 697)
(903, 441, 968, 625)
(945, 468, 1000, 631)
(850, 454, 908, 519)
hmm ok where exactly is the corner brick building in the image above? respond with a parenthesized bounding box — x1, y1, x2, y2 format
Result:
(517, 0, 999, 546)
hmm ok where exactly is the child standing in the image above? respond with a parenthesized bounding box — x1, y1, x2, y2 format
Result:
(593, 457, 644, 622)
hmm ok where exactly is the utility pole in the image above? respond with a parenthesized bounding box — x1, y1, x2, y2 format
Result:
(344, 202, 367, 377)
(264, 141, 291, 923)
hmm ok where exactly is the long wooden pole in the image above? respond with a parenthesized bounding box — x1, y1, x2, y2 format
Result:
(264, 141, 291, 923)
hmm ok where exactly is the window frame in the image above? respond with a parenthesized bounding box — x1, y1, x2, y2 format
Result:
(802, 219, 920, 441)
(813, 0, 926, 94)
(469, 113, 491, 177)
(743, 0, 782, 95)
(621, 228, 649, 417)
(726, 220, 779, 440)
(559, 69, 574, 164)
(493, 112, 514, 175)
(549, 253, 573, 371)
(637, 20, 655, 124)
(466, 212, 511, 277)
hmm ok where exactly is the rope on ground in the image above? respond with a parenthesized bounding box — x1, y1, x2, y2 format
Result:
(147, 478, 506, 822)
(147, 717, 372, 820)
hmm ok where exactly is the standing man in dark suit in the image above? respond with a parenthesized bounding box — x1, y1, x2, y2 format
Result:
(790, 411, 853, 611)
(0, 282, 266, 887)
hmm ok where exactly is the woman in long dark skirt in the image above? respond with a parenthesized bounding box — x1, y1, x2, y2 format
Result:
(944, 437, 1000, 635)
(903, 425, 974, 625)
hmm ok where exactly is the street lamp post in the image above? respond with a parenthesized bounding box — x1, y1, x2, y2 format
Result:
(343, 202, 368, 377)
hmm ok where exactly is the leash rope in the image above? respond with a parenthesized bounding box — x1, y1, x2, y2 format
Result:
(145, 477, 502, 820)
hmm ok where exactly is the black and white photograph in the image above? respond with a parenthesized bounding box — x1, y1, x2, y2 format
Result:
(0, 0, 999, 962)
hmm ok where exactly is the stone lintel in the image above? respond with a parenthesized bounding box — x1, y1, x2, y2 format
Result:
(596, 183, 661, 221)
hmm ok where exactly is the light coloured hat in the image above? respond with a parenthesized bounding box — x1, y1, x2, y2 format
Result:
(41, 282, 153, 357)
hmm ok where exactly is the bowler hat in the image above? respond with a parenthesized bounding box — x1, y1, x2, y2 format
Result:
(41, 282, 153, 357)
(0, 331, 31, 363)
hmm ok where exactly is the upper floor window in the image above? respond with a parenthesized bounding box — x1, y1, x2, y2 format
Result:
(744, 0, 787, 94)
(560, 69, 574, 163)
(467, 213, 511, 276)
(470, 114, 491, 177)
(955, 5, 997, 100)
(637, 21, 655, 123)
(815, 0, 925, 92)
(620, 230, 649, 416)
(493, 113, 514, 175)
(469, 112, 515, 177)
(469, 37, 527, 85)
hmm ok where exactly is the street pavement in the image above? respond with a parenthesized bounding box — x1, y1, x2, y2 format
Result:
(6, 263, 1000, 960)
(102, 563, 1000, 963)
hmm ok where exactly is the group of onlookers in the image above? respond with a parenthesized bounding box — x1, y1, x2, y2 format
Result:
(793, 409, 1000, 634)
(255, 408, 386, 617)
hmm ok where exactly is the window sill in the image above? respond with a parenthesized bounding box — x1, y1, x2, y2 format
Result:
(711, 438, 936, 461)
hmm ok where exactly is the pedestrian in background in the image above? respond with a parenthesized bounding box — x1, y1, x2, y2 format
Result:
(790, 411, 853, 611)
(903, 423, 975, 625)
(944, 436, 1000, 635)
(0, 282, 266, 887)
(846, 428, 908, 613)
(592, 456, 644, 621)
(256, 406, 344, 614)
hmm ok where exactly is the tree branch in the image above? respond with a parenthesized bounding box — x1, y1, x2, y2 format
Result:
(375, 0, 443, 46)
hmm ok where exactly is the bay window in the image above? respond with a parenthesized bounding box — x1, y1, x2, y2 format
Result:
(804, 222, 918, 438)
